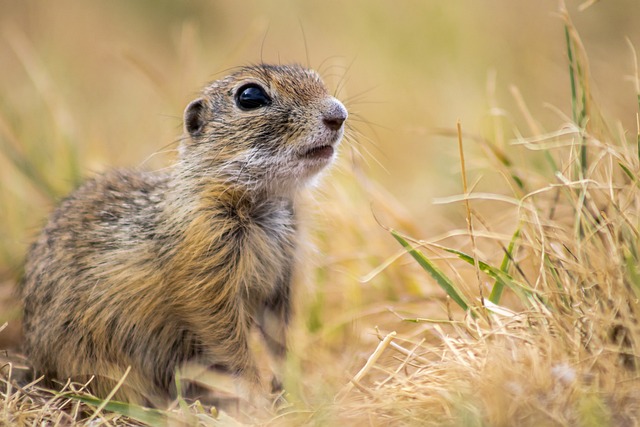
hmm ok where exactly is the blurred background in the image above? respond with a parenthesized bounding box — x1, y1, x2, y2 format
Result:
(1, 0, 639, 400)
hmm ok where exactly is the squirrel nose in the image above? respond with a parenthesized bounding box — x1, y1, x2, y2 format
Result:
(322, 99, 348, 131)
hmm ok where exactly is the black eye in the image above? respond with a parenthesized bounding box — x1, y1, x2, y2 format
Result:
(236, 84, 271, 110)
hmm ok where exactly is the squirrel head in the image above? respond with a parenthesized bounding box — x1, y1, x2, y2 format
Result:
(180, 64, 347, 197)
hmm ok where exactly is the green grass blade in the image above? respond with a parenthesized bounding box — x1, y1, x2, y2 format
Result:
(174, 371, 192, 417)
(637, 93, 640, 162)
(511, 173, 525, 191)
(544, 255, 571, 308)
(68, 394, 169, 426)
(623, 247, 640, 300)
(565, 23, 588, 179)
(544, 150, 559, 174)
(619, 162, 635, 182)
(441, 246, 536, 304)
(66, 138, 83, 188)
(618, 162, 640, 190)
(488, 227, 520, 304)
(565, 24, 578, 125)
(0, 135, 58, 199)
(391, 229, 470, 311)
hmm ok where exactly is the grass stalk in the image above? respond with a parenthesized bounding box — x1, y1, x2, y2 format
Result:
(457, 120, 484, 305)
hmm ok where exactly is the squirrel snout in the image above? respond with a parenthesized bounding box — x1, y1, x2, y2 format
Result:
(322, 99, 348, 131)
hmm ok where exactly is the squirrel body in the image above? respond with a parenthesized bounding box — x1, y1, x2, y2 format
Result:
(21, 64, 347, 405)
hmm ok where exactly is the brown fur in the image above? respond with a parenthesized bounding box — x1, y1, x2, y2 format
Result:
(21, 64, 347, 406)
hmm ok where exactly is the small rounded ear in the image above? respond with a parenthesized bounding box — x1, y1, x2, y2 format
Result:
(184, 98, 206, 137)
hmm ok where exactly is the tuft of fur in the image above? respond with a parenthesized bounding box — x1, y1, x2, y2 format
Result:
(21, 64, 347, 406)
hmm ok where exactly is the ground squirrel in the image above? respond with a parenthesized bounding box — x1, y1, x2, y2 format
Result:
(21, 64, 347, 406)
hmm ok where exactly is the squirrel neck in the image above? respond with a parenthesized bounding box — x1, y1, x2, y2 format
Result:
(155, 167, 298, 303)
(166, 167, 295, 212)
(158, 166, 298, 247)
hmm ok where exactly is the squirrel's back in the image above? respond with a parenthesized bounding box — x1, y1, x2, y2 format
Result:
(22, 170, 174, 400)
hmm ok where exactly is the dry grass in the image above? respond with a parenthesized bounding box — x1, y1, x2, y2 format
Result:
(3, 1, 640, 426)
(325, 13, 640, 426)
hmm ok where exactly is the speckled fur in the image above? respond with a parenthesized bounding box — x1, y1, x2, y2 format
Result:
(21, 64, 347, 406)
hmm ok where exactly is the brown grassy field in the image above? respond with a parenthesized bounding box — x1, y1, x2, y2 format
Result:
(2, 1, 640, 425)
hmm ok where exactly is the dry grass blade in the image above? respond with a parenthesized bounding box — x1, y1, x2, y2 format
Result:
(457, 120, 484, 305)
(337, 331, 396, 402)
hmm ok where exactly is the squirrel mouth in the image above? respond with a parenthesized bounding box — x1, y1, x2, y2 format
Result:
(302, 145, 334, 160)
